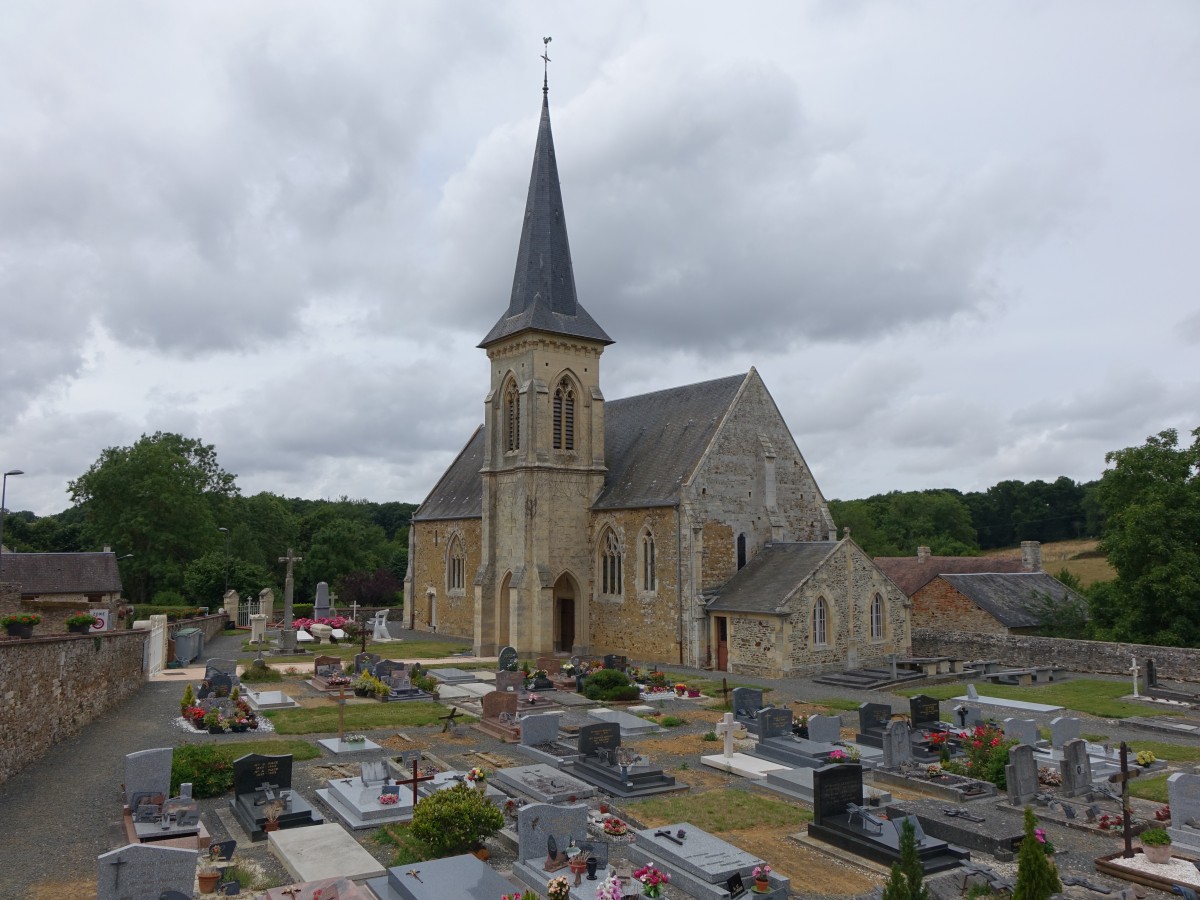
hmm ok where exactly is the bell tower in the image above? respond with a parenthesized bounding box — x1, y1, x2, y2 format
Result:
(474, 58, 612, 656)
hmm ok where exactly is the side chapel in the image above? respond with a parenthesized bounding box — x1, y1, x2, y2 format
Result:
(404, 77, 910, 677)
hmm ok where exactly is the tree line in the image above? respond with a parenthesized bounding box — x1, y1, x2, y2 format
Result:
(4, 432, 415, 607)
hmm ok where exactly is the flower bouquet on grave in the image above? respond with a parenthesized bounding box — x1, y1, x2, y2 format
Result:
(1136, 750, 1157, 767)
(634, 864, 670, 897)
(378, 793, 399, 805)
(602, 817, 628, 836)
(546, 876, 572, 900)
(674, 683, 687, 696)
(184, 706, 207, 729)
(595, 874, 623, 900)
(466, 766, 487, 790)
(828, 749, 848, 764)
(343, 733, 366, 744)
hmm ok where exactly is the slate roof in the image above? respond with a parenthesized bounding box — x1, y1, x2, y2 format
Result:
(479, 91, 612, 349)
(873, 554, 1027, 596)
(413, 426, 485, 521)
(414, 373, 750, 521)
(2, 552, 123, 594)
(938, 572, 1084, 629)
(706, 542, 840, 613)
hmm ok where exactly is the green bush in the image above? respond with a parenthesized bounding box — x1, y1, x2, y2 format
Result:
(1013, 808, 1061, 900)
(409, 783, 504, 857)
(293, 603, 314, 619)
(583, 669, 639, 702)
(881, 818, 928, 900)
(171, 744, 235, 798)
(660, 716, 686, 728)
(152, 590, 187, 606)
(239, 665, 282, 684)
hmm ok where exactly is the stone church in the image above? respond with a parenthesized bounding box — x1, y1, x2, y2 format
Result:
(404, 82, 910, 676)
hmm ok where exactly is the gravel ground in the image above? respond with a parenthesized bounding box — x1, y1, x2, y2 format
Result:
(1, 635, 1197, 900)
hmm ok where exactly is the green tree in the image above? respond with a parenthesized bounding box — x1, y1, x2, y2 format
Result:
(881, 818, 927, 900)
(1012, 807, 1060, 900)
(68, 432, 239, 603)
(182, 552, 276, 606)
(1089, 427, 1200, 646)
(300, 517, 389, 595)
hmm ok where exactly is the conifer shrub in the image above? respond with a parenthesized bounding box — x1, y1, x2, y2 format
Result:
(582, 669, 640, 701)
(1013, 807, 1061, 900)
(409, 783, 504, 857)
(881, 818, 928, 900)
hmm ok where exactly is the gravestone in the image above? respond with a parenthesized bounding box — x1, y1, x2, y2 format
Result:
(1050, 716, 1081, 748)
(882, 719, 913, 769)
(1166, 772, 1200, 853)
(353, 652, 381, 675)
(1003, 718, 1039, 747)
(492, 764, 595, 803)
(812, 764, 865, 827)
(856, 702, 892, 746)
(758, 707, 793, 740)
(520, 712, 562, 747)
(603, 654, 627, 670)
(626, 824, 791, 898)
(366, 853, 516, 900)
(1146, 658, 1158, 688)
(473, 690, 521, 742)
(229, 752, 322, 841)
(498, 645, 519, 671)
(807, 714, 842, 744)
(495, 670, 524, 693)
(909, 695, 941, 729)
(97, 844, 196, 900)
(205, 658, 239, 679)
(536, 656, 562, 677)
(124, 748, 173, 813)
(373, 659, 404, 681)
(207, 672, 234, 698)
(517, 801, 589, 868)
(314, 581, 331, 616)
(1059, 739, 1093, 797)
(481, 690, 518, 721)
(317, 758, 416, 830)
(578, 721, 622, 758)
(1006, 744, 1038, 804)
(371, 609, 392, 642)
(732, 687, 763, 719)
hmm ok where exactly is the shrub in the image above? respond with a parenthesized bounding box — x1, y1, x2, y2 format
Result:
(1140, 827, 1170, 846)
(660, 716, 686, 728)
(413, 673, 439, 696)
(1013, 808, 1061, 900)
(409, 783, 504, 857)
(240, 665, 282, 684)
(171, 744, 235, 798)
(583, 670, 639, 702)
(961, 724, 1017, 789)
(152, 590, 187, 606)
(702, 731, 718, 742)
(881, 818, 927, 900)
(180, 684, 195, 713)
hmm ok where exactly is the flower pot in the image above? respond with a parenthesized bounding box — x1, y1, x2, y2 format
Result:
(208, 725, 225, 734)
(754, 877, 771, 892)
(263, 820, 280, 833)
(1143, 843, 1173, 864)
(68, 623, 91, 634)
(198, 870, 221, 893)
(191, 718, 207, 730)
(4, 624, 33, 639)
(587, 856, 599, 880)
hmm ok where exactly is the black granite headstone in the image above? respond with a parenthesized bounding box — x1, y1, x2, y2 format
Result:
(812, 764, 864, 827)
(232, 753, 293, 797)
(758, 707, 793, 739)
(577, 722, 621, 758)
(1146, 658, 1157, 687)
(858, 702, 891, 733)
(909, 695, 940, 728)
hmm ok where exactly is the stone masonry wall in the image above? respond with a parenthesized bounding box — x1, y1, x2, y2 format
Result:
(911, 579, 1008, 634)
(0, 627, 146, 785)
(409, 518, 480, 639)
(912, 629, 1200, 682)
(587, 507, 681, 664)
(727, 613, 782, 677)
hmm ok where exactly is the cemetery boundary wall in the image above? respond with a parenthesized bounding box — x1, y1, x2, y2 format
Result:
(0, 630, 146, 785)
(913, 629, 1200, 682)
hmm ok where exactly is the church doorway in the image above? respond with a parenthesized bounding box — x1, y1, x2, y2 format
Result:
(715, 616, 729, 670)
(497, 573, 512, 647)
(553, 574, 576, 652)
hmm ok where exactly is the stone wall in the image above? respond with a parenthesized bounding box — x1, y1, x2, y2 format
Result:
(409, 518, 480, 639)
(912, 629, 1200, 682)
(911, 578, 1008, 633)
(0, 628, 147, 785)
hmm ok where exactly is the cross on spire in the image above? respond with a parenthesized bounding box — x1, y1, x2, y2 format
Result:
(542, 36, 552, 94)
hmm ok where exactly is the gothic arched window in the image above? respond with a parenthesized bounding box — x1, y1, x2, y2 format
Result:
(447, 536, 466, 593)
(600, 529, 623, 597)
(812, 597, 828, 646)
(870, 593, 884, 640)
(641, 530, 656, 593)
(504, 380, 521, 452)
(553, 377, 576, 450)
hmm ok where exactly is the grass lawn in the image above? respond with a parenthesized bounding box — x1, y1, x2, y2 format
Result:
(818, 697, 864, 712)
(1122, 739, 1200, 762)
(376, 823, 432, 866)
(237, 639, 475, 665)
(894, 679, 1171, 719)
(264, 701, 465, 734)
(626, 790, 811, 832)
(1131, 773, 1169, 804)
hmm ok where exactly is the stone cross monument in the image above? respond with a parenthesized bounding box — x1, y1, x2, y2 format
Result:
(278, 548, 303, 654)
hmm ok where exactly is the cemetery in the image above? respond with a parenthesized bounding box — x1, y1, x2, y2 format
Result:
(7, 591, 1200, 899)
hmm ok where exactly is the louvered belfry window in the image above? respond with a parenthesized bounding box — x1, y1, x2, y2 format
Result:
(553, 377, 575, 450)
(505, 381, 521, 452)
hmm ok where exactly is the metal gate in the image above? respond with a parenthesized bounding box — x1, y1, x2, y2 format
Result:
(237, 598, 262, 628)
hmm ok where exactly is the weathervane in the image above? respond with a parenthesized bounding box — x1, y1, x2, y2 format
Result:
(542, 36, 552, 93)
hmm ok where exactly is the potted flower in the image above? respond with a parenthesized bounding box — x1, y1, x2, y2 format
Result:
(633, 864, 670, 897)
(466, 766, 487, 791)
(378, 793, 399, 806)
(203, 709, 225, 734)
(1140, 827, 1172, 864)
(1136, 749, 1157, 768)
(353, 674, 376, 697)
(546, 875, 571, 900)
(2, 613, 41, 639)
(184, 706, 207, 730)
(753, 863, 772, 892)
(263, 799, 285, 833)
(198, 866, 221, 893)
(65, 611, 99, 634)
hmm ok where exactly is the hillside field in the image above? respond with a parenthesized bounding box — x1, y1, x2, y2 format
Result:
(983, 538, 1114, 587)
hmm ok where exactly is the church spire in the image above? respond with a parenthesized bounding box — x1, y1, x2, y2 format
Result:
(479, 47, 612, 349)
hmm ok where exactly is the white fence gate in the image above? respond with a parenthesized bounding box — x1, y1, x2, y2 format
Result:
(144, 614, 167, 677)
(237, 598, 261, 628)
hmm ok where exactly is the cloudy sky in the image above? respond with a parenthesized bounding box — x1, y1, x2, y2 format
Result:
(3, 1, 1197, 517)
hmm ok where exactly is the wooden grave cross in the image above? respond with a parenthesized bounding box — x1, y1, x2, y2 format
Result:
(1107, 741, 1140, 858)
(396, 758, 435, 806)
(721, 677, 730, 710)
(337, 684, 347, 742)
(440, 707, 461, 733)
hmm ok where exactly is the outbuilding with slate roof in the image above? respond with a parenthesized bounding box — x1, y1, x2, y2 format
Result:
(910, 571, 1088, 635)
(402, 75, 910, 674)
(0, 550, 125, 632)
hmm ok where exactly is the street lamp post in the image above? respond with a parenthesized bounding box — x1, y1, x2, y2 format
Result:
(0, 469, 25, 580)
(218, 527, 230, 594)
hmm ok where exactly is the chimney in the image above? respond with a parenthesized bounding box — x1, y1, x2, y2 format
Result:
(917, 546, 931, 563)
(1020, 541, 1042, 572)
(103, 545, 112, 553)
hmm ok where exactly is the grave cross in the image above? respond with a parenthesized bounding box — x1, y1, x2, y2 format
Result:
(396, 759, 435, 806)
(1129, 657, 1140, 699)
(1107, 741, 1140, 858)
(440, 707, 461, 733)
(107, 854, 128, 891)
(716, 712, 738, 759)
(721, 677, 730, 710)
(281, 888, 301, 900)
(278, 547, 303, 651)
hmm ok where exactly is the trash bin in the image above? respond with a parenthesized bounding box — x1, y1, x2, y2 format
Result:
(173, 627, 204, 665)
